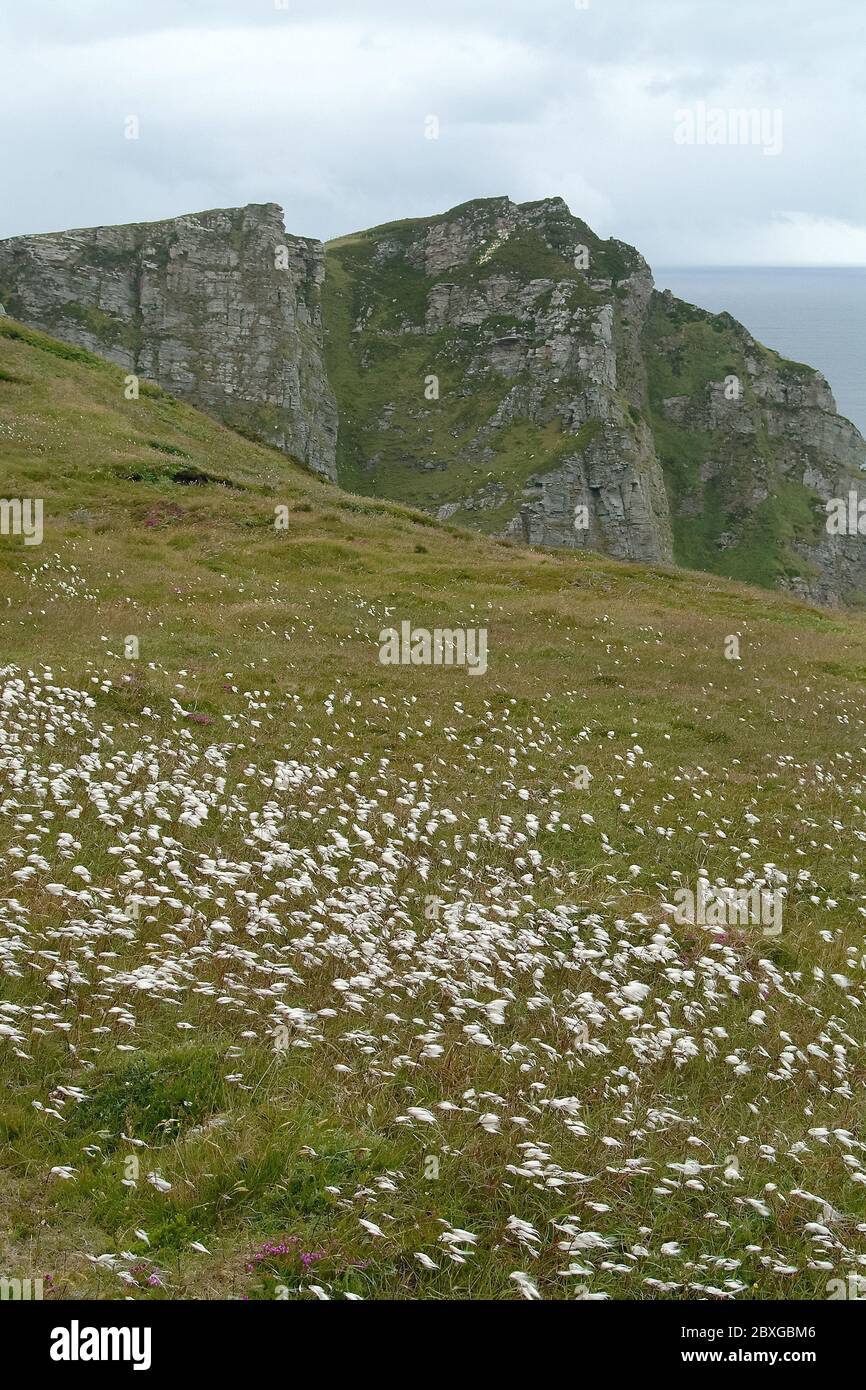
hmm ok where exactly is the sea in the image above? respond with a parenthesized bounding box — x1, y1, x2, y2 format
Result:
(653, 267, 866, 440)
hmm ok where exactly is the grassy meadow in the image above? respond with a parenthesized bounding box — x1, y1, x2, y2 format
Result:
(2, 315, 866, 1300)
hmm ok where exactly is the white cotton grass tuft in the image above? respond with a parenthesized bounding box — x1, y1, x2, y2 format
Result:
(0, 664, 861, 1301)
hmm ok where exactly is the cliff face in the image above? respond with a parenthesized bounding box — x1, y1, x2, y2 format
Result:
(324, 196, 674, 566)
(0, 204, 337, 480)
(2, 195, 864, 603)
(324, 196, 866, 604)
(645, 291, 866, 603)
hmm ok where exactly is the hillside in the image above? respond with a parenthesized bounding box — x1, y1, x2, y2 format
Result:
(3, 197, 866, 606)
(3, 315, 866, 1301)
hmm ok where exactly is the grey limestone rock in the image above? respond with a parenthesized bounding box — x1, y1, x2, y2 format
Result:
(0, 203, 337, 479)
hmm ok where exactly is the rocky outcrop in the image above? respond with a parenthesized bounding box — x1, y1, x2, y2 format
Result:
(3, 194, 864, 602)
(324, 196, 674, 566)
(645, 291, 866, 604)
(324, 196, 866, 603)
(505, 413, 673, 562)
(0, 204, 337, 479)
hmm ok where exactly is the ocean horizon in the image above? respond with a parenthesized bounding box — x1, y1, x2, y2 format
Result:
(654, 266, 866, 440)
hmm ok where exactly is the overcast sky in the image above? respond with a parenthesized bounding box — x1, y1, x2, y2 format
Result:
(1, 0, 864, 265)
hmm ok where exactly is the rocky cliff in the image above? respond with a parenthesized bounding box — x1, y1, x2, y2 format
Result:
(324, 196, 866, 604)
(2, 194, 864, 603)
(324, 196, 674, 566)
(644, 290, 866, 603)
(0, 204, 337, 479)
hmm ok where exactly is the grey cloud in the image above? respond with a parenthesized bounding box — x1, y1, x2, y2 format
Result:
(1, 1, 863, 265)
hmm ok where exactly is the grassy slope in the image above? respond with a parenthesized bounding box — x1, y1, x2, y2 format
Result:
(3, 316, 866, 1300)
